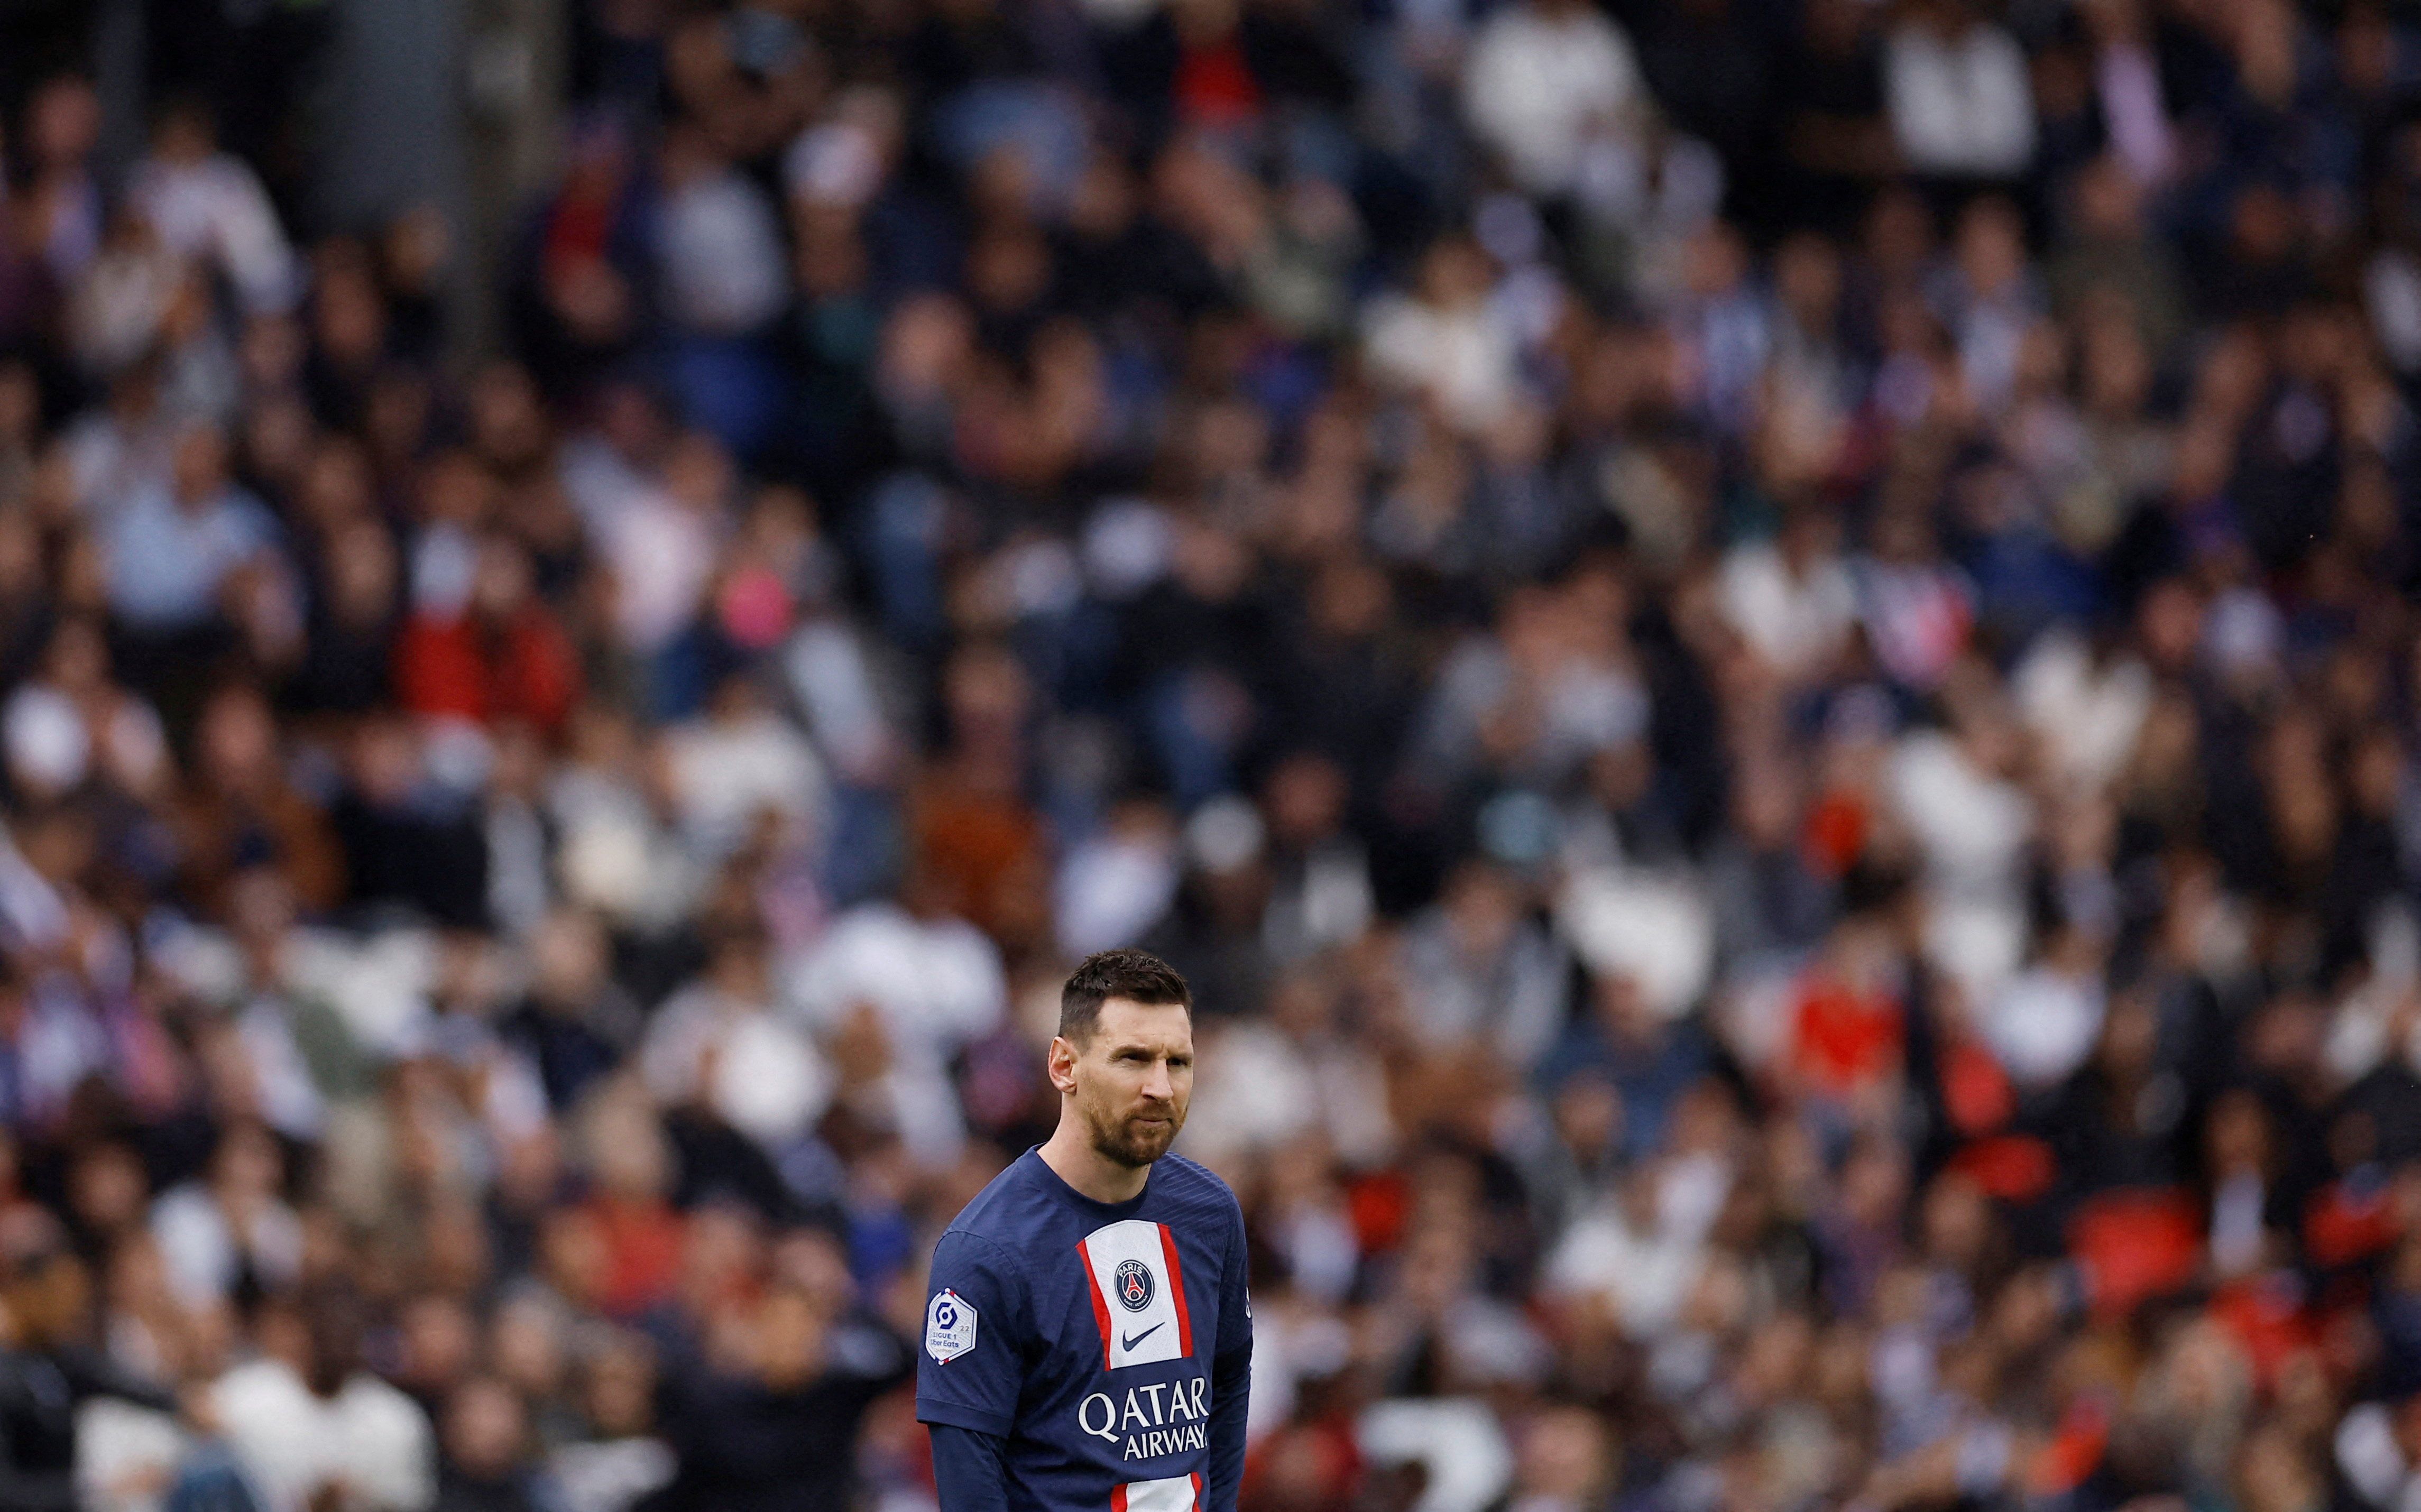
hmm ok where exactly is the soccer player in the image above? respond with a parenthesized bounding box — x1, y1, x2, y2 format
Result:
(917, 949, 1251, 1512)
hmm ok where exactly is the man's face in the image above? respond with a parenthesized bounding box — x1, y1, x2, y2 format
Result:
(1054, 998, 1194, 1169)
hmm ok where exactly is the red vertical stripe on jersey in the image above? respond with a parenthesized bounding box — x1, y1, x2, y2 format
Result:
(1076, 1237, 1115, 1368)
(1191, 1473, 1203, 1509)
(1157, 1223, 1195, 1357)
(1111, 1485, 1128, 1512)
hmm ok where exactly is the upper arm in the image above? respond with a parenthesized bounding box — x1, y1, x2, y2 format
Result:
(1217, 1193, 1253, 1361)
(916, 1231, 1026, 1438)
(927, 1422, 1014, 1512)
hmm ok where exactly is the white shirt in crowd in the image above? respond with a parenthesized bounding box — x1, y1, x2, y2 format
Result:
(549, 1439, 677, 1512)
(1545, 1197, 1701, 1339)
(149, 1184, 303, 1312)
(1180, 1020, 1397, 1172)
(662, 707, 829, 863)
(601, 487, 718, 653)
(641, 983, 834, 1148)
(2014, 628, 2151, 794)
(1053, 816, 1181, 961)
(1361, 292, 1521, 433)
(1885, 17, 2038, 179)
(1461, 0, 1644, 197)
(125, 153, 297, 314)
(1981, 960, 2107, 1090)
(1719, 540, 1858, 684)
(785, 899, 1007, 1059)
(1890, 729, 2036, 991)
(657, 167, 789, 336)
(211, 1357, 434, 1512)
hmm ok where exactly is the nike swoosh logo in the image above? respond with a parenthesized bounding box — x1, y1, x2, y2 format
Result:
(1120, 1322, 1165, 1351)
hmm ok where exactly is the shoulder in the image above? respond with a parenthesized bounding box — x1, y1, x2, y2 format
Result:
(1152, 1153, 1246, 1225)
(1153, 1150, 1228, 1193)
(337, 1373, 433, 1437)
(937, 1159, 1046, 1261)
(933, 1223, 1024, 1274)
(212, 1358, 306, 1419)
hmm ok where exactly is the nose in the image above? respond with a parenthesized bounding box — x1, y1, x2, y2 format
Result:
(1140, 1059, 1173, 1102)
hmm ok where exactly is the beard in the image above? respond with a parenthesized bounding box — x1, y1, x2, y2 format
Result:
(1085, 1100, 1183, 1169)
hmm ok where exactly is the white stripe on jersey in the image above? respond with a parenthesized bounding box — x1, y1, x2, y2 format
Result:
(1075, 1218, 1192, 1370)
(1112, 1472, 1201, 1512)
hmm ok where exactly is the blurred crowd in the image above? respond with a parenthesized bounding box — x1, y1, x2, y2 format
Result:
(5, 1, 2421, 1512)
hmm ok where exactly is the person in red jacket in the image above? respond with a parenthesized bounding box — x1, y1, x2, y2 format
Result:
(395, 534, 582, 735)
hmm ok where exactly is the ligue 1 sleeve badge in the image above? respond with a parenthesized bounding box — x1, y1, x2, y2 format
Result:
(926, 1288, 979, 1362)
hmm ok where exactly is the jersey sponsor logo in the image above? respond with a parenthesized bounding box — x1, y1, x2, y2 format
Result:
(1114, 1257, 1155, 1311)
(925, 1288, 978, 1363)
(1079, 1376, 1213, 1464)
(1076, 1219, 1194, 1370)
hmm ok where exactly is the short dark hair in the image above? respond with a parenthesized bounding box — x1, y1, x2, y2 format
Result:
(1058, 949, 1192, 1043)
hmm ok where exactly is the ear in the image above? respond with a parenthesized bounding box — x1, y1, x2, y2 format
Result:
(1047, 1035, 1080, 1095)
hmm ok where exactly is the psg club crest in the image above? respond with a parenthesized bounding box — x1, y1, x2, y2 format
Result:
(1113, 1257, 1155, 1312)
(925, 1288, 978, 1363)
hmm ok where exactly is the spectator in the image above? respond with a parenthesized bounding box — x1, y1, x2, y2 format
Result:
(660, 671, 824, 869)
(501, 909, 643, 1115)
(641, 916, 832, 1153)
(1718, 503, 1858, 688)
(430, 1377, 545, 1512)
(1779, 0, 1898, 231)
(1884, 0, 2038, 183)
(1363, 237, 1522, 434)
(650, 1284, 909, 1512)
(547, 1335, 671, 1512)
(103, 422, 282, 646)
(509, 118, 648, 398)
(1461, 0, 1646, 199)
(654, 122, 789, 459)
(785, 865, 1007, 1067)
(211, 1288, 435, 1512)
(2, 616, 170, 805)
(169, 683, 346, 915)
(124, 100, 295, 317)
(394, 536, 582, 737)
(20, 77, 104, 292)
(149, 1122, 302, 1312)
(0, 1212, 186, 1512)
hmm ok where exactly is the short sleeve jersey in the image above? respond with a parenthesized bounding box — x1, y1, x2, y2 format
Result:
(917, 1149, 1252, 1512)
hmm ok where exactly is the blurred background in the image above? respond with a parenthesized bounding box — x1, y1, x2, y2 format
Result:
(2, 1, 2421, 1511)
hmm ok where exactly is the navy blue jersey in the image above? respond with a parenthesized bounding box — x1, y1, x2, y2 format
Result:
(917, 1149, 1252, 1512)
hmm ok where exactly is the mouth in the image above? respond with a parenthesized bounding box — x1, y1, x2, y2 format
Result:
(1093, 1108, 1180, 1166)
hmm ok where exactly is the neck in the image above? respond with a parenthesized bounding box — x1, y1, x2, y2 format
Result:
(1039, 1115, 1150, 1204)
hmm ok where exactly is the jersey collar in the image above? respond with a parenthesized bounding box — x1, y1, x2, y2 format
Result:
(1023, 1145, 1158, 1221)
